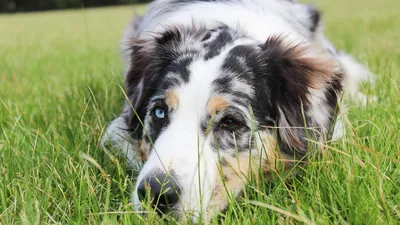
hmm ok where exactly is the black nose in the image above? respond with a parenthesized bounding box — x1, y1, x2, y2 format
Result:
(137, 171, 181, 213)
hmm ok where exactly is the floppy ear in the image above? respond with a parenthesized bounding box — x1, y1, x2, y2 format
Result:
(262, 36, 343, 158)
(118, 31, 160, 140)
(121, 36, 164, 140)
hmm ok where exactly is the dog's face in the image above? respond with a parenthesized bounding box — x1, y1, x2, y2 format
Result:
(123, 26, 342, 221)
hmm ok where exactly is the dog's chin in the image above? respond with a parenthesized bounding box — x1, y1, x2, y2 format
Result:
(131, 191, 218, 223)
(131, 192, 141, 212)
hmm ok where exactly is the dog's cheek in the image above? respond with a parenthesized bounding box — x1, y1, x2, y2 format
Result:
(205, 152, 252, 218)
(259, 132, 279, 171)
(136, 138, 151, 162)
(256, 131, 292, 177)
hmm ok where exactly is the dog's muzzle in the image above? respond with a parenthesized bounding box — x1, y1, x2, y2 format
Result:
(137, 171, 182, 214)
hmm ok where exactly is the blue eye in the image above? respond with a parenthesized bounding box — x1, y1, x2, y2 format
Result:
(154, 107, 166, 119)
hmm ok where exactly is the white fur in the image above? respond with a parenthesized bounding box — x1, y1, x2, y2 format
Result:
(337, 53, 375, 105)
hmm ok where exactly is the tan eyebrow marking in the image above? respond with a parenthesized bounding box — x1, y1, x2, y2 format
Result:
(165, 90, 179, 109)
(207, 96, 229, 115)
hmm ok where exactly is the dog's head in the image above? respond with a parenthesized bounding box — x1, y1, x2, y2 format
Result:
(122, 25, 342, 221)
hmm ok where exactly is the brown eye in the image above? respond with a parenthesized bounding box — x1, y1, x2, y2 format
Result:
(220, 117, 238, 129)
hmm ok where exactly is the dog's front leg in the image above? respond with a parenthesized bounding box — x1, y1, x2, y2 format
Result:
(101, 116, 143, 170)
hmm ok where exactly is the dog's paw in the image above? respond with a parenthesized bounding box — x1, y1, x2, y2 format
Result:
(101, 117, 142, 169)
(336, 53, 377, 107)
(346, 91, 377, 107)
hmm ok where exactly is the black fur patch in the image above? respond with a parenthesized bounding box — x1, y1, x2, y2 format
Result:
(307, 5, 321, 33)
(221, 44, 275, 127)
(163, 56, 194, 83)
(147, 100, 171, 143)
(204, 27, 234, 60)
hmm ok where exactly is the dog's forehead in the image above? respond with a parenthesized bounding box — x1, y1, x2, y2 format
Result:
(156, 27, 260, 100)
(162, 45, 258, 112)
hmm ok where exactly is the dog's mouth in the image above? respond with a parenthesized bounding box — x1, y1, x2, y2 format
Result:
(131, 161, 252, 223)
(133, 192, 205, 222)
(133, 179, 250, 224)
(131, 166, 226, 222)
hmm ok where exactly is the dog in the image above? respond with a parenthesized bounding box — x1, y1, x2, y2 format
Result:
(101, 0, 374, 222)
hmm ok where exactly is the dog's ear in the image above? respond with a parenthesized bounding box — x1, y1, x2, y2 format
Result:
(121, 37, 160, 139)
(123, 30, 186, 113)
(262, 36, 343, 158)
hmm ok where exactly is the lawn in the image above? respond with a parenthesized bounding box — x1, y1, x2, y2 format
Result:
(0, 0, 399, 224)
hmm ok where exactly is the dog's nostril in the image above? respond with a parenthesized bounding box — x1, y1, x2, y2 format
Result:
(137, 171, 181, 212)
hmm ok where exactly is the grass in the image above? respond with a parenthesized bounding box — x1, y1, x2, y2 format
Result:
(0, 0, 399, 224)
